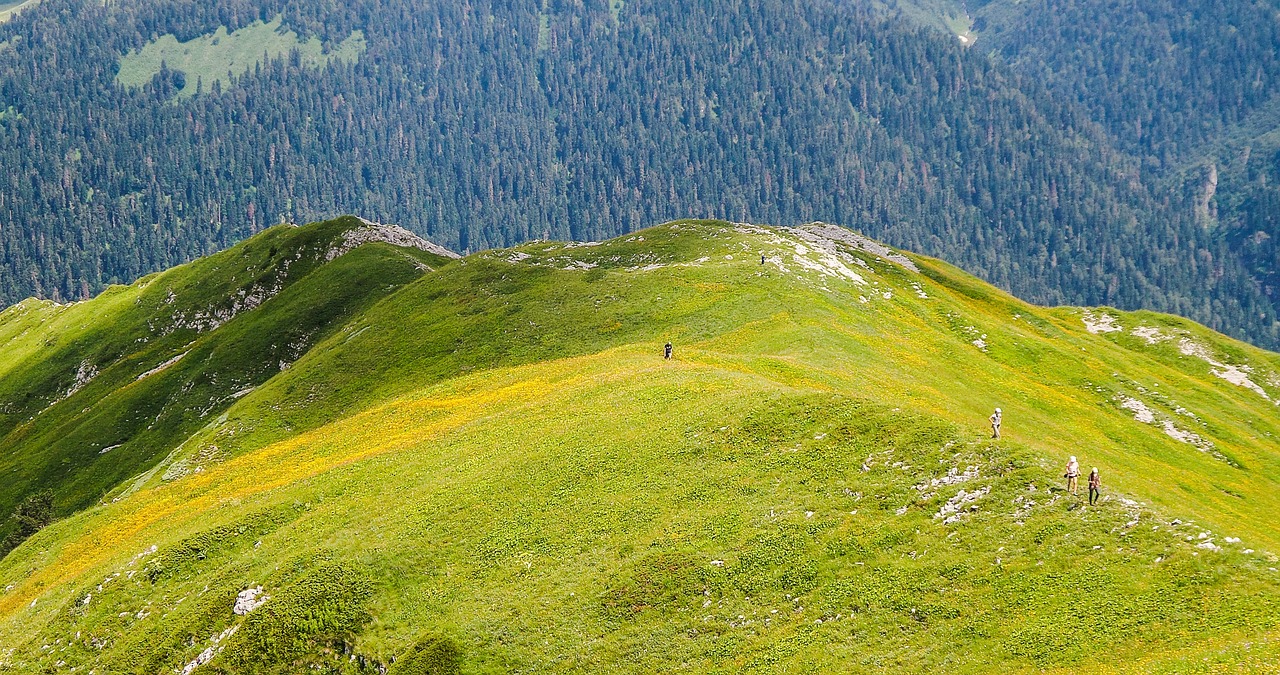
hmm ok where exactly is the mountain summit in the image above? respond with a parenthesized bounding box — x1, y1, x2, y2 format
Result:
(0, 217, 1277, 672)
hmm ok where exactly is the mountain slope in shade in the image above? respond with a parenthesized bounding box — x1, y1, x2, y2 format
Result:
(0, 216, 454, 550)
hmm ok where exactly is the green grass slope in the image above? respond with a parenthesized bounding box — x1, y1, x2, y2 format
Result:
(0, 216, 454, 548)
(0, 220, 1277, 672)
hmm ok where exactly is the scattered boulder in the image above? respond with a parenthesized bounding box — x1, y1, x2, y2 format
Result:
(233, 586, 268, 616)
(935, 487, 990, 524)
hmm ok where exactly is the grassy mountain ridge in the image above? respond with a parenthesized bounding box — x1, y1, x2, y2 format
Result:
(0, 216, 453, 550)
(0, 218, 1278, 671)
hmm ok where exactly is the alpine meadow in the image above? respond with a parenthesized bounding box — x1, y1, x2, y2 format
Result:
(0, 0, 1279, 672)
(0, 217, 1277, 672)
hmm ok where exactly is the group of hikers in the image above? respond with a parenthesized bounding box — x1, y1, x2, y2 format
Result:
(992, 407, 1102, 504)
(662, 345, 1104, 505)
(1066, 456, 1104, 505)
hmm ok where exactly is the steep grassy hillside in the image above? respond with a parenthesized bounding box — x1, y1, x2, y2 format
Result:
(0, 220, 1277, 672)
(0, 216, 455, 549)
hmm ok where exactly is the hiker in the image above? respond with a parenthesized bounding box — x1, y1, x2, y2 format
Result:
(989, 408, 1002, 439)
(664, 341, 673, 360)
(1065, 456, 1080, 496)
(1088, 467, 1101, 505)
(761, 253, 766, 265)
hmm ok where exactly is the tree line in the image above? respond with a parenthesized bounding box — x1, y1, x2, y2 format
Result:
(0, 0, 1273, 346)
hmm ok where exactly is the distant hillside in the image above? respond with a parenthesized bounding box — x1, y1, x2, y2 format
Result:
(0, 0, 1275, 349)
(900, 0, 1280, 339)
(0, 218, 1276, 672)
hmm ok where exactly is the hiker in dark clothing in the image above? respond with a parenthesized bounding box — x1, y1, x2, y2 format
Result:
(664, 342, 673, 360)
(1088, 468, 1101, 505)
(761, 253, 766, 265)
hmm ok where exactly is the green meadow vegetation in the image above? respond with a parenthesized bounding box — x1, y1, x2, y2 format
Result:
(0, 218, 1277, 672)
(0, 216, 448, 550)
(870, 0, 972, 40)
(115, 15, 364, 98)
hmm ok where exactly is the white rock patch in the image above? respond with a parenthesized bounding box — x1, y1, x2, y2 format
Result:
(935, 486, 990, 524)
(1011, 495, 1036, 520)
(791, 222, 919, 272)
(327, 218, 459, 261)
(915, 466, 979, 500)
(65, 360, 98, 399)
(789, 243, 867, 285)
(1178, 339, 1274, 403)
(1131, 326, 1168, 344)
(233, 586, 268, 616)
(1120, 397, 1155, 424)
(181, 625, 239, 675)
(915, 466, 979, 492)
(136, 351, 187, 381)
(1118, 395, 1223, 459)
(1161, 420, 1214, 452)
(1082, 311, 1121, 334)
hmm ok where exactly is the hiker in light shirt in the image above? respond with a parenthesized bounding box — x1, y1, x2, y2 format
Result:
(1065, 456, 1080, 496)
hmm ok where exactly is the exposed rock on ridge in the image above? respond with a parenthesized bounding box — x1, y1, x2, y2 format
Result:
(329, 218, 461, 261)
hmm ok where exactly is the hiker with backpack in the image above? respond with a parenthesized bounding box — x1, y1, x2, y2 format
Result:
(1088, 467, 1101, 505)
(664, 341, 673, 360)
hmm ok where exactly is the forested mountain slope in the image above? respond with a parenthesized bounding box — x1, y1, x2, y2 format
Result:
(0, 0, 1275, 347)
(967, 0, 1280, 167)
(0, 216, 452, 553)
(0, 218, 1278, 672)
(956, 0, 1280, 339)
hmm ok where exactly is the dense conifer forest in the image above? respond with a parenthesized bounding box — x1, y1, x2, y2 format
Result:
(973, 0, 1280, 335)
(0, 0, 1275, 346)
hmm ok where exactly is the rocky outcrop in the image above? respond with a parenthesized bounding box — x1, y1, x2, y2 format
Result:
(794, 222, 920, 273)
(327, 218, 460, 262)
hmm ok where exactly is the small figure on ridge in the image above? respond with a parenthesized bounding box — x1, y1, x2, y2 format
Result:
(1065, 456, 1080, 496)
(989, 407, 1002, 439)
(664, 341, 673, 360)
